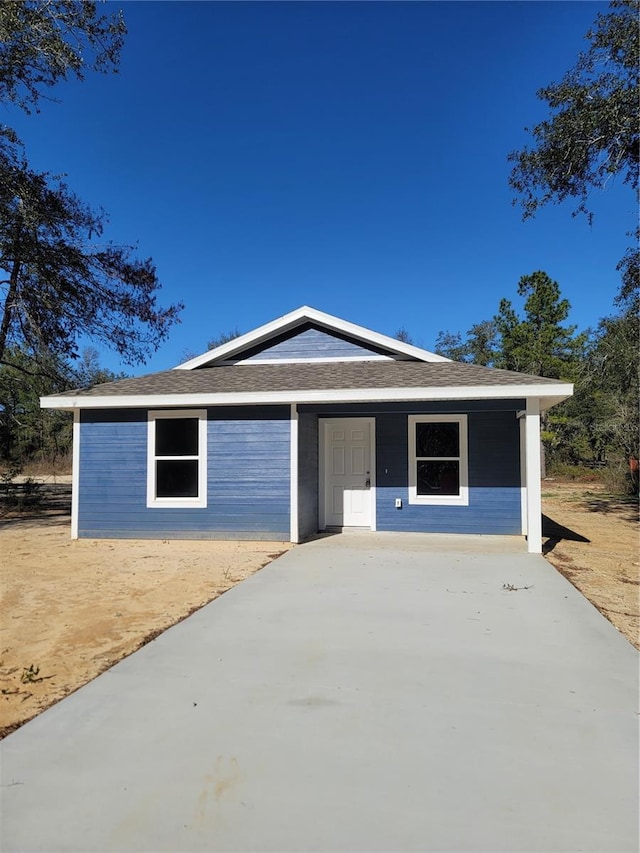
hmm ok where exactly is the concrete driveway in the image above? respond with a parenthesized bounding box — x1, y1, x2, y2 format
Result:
(1, 533, 638, 852)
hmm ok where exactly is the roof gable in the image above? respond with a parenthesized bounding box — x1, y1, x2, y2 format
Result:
(39, 306, 574, 412)
(175, 306, 450, 369)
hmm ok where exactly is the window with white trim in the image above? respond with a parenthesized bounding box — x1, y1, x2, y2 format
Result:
(147, 410, 207, 508)
(408, 415, 469, 505)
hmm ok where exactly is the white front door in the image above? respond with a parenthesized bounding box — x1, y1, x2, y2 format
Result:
(321, 418, 374, 528)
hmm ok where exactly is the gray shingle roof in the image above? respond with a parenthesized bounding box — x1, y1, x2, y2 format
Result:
(64, 360, 568, 398)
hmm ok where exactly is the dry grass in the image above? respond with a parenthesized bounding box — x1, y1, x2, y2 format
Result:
(0, 503, 291, 738)
(542, 480, 639, 649)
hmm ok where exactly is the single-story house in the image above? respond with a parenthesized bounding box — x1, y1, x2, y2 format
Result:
(41, 306, 573, 553)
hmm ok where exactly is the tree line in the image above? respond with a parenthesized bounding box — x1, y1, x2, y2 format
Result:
(499, 0, 637, 490)
(0, 348, 126, 474)
(425, 0, 638, 492)
(429, 271, 638, 490)
(0, 2, 181, 473)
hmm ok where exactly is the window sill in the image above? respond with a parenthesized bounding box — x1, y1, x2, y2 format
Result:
(147, 498, 207, 509)
(408, 494, 469, 507)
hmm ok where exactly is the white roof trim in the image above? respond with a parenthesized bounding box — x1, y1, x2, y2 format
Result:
(41, 383, 573, 411)
(218, 355, 394, 366)
(174, 305, 450, 369)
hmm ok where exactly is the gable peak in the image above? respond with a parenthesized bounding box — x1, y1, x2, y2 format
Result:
(175, 305, 450, 369)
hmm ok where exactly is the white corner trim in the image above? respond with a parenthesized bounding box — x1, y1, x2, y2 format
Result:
(407, 414, 469, 506)
(71, 411, 80, 539)
(519, 416, 527, 535)
(525, 398, 542, 553)
(40, 383, 574, 411)
(146, 409, 208, 509)
(217, 355, 394, 366)
(290, 404, 299, 544)
(369, 418, 377, 532)
(173, 305, 450, 370)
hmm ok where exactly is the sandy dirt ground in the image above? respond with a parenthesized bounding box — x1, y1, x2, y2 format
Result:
(0, 501, 291, 738)
(1, 479, 637, 738)
(542, 481, 639, 649)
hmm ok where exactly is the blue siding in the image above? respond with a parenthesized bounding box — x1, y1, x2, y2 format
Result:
(236, 325, 394, 362)
(78, 407, 290, 539)
(301, 403, 522, 535)
(77, 402, 523, 540)
(375, 410, 521, 534)
(298, 400, 525, 535)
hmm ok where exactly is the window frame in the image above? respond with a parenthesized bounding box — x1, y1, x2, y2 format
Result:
(147, 409, 208, 509)
(408, 414, 469, 506)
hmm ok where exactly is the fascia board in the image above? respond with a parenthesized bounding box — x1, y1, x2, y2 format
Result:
(216, 355, 393, 365)
(40, 383, 573, 411)
(174, 305, 450, 369)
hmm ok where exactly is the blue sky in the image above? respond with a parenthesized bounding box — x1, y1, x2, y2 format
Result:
(6, 1, 632, 373)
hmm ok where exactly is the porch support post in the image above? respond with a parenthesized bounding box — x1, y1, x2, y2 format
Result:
(290, 403, 299, 544)
(519, 414, 527, 535)
(525, 397, 542, 554)
(71, 411, 80, 540)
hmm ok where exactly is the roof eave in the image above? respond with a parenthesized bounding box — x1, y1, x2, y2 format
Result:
(40, 383, 573, 411)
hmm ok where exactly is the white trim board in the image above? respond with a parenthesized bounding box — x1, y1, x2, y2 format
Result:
(407, 414, 469, 506)
(525, 398, 542, 554)
(174, 306, 450, 370)
(290, 404, 299, 544)
(41, 383, 573, 411)
(71, 411, 80, 539)
(217, 355, 395, 365)
(519, 416, 527, 535)
(146, 409, 208, 509)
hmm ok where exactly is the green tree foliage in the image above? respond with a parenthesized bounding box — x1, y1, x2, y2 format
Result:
(434, 272, 588, 474)
(72, 347, 128, 389)
(394, 327, 414, 345)
(434, 270, 636, 488)
(548, 309, 639, 491)
(435, 321, 498, 366)
(0, 348, 68, 467)
(0, 1, 125, 115)
(207, 328, 242, 350)
(180, 329, 243, 364)
(494, 272, 586, 378)
(0, 152, 183, 368)
(494, 272, 586, 474)
(465, 321, 499, 366)
(615, 235, 640, 312)
(0, 2, 182, 376)
(434, 330, 466, 361)
(0, 346, 126, 470)
(585, 310, 639, 459)
(508, 0, 639, 303)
